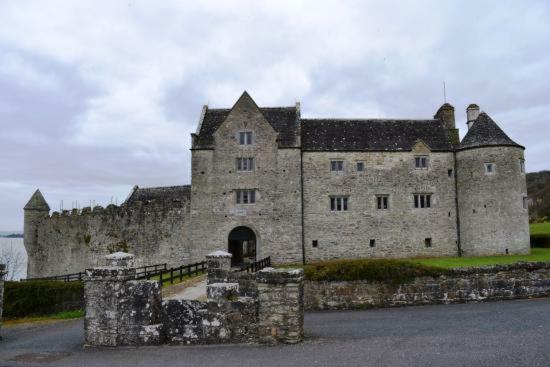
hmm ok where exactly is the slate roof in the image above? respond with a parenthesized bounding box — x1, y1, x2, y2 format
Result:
(459, 113, 523, 150)
(194, 106, 299, 148)
(301, 119, 455, 151)
(124, 185, 191, 205)
(24, 189, 50, 211)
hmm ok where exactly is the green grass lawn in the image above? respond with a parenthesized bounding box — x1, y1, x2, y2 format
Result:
(411, 248, 550, 268)
(530, 221, 550, 235)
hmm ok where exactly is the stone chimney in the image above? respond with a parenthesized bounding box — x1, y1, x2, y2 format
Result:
(434, 103, 459, 146)
(466, 104, 480, 130)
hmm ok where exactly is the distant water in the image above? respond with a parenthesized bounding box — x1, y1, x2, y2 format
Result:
(0, 231, 27, 280)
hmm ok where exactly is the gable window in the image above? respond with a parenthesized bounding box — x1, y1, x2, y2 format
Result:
(520, 159, 525, 173)
(236, 189, 256, 204)
(238, 131, 253, 145)
(414, 194, 432, 208)
(485, 163, 495, 175)
(236, 158, 254, 171)
(415, 156, 428, 169)
(376, 195, 389, 210)
(330, 196, 348, 211)
(331, 160, 344, 172)
(356, 161, 365, 172)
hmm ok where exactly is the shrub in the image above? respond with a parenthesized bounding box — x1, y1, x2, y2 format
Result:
(304, 259, 448, 284)
(531, 234, 550, 248)
(3, 280, 84, 318)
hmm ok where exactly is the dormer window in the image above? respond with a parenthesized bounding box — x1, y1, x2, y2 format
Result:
(415, 156, 428, 169)
(238, 131, 253, 145)
(485, 163, 495, 175)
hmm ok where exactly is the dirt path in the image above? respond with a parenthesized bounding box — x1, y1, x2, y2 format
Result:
(162, 274, 207, 301)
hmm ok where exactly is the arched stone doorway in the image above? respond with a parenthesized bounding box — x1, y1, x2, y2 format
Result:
(228, 226, 257, 267)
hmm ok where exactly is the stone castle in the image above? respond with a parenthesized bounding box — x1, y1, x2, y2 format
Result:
(24, 92, 530, 277)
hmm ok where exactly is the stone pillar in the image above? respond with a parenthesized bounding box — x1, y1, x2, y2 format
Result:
(257, 267, 304, 344)
(206, 250, 232, 284)
(84, 252, 162, 347)
(0, 264, 5, 340)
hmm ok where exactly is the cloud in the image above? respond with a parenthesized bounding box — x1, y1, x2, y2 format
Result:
(0, 0, 548, 229)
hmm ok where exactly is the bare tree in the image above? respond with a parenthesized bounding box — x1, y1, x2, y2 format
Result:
(0, 240, 26, 280)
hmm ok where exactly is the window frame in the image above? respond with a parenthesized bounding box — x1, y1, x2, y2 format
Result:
(485, 162, 496, 175)
(330, 196, 349, 212)
(330, 160, 345, 173)
(376, 195, 389, 210)
(356, 161, 365, 172)
(238, 131, 254, 145)
(236, 157, 255, 172)
(415, 155, 428, 169)
(235, 189, 256, 204)
(414, 194, 432, 209)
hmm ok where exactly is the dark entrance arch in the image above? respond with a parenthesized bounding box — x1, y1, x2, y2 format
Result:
(228, 226, 257, 267)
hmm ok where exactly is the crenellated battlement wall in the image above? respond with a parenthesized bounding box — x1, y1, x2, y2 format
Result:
(26, 191, 192, 278)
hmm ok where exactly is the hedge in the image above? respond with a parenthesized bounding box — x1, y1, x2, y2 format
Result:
(304, 259, 448, 284)
(531, 234, 550, 248)
(3, 280, 84, 318)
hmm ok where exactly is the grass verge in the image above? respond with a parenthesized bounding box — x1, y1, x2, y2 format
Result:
(3, 309, 85, 326)
(530, 221, 550, 235)
(411, 248, 550, 268)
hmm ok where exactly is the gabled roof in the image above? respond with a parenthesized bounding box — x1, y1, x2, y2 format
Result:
(124, 185, 191, 205)
(459, 112, 523, 150)
(193, 106, 299, 148)
(24, 189, 50, 211)
(301, 119, 455, 151)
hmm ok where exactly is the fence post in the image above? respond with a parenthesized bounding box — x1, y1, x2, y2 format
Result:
(0, 264, 5, 338)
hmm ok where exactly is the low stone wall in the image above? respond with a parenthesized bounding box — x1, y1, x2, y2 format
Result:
(304, 262, 550, 310)
(0, 264, 5, 339)
(84, 253, 163, 347)
(84, 251, 304, 347)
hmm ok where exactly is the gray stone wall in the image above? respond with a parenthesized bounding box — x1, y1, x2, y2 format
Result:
(84, 251, 304, 347)
(84, 253, 163, 347)
(304, 262, 550, 310)
(189, 95, 303, 264)
(27, 199, 191, 278)
(457, 146, 530, 255)
(303, 149, 459, 261)
(257, 268, 304, 344)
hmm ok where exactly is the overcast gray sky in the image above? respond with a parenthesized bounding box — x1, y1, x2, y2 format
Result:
(0, 0, 548, 230)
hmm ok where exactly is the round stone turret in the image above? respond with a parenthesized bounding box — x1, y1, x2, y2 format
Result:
(23, 189, 50, 278)
(456, 113, 529, 256)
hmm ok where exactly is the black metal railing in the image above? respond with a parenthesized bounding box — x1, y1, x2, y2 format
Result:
(136, 261, 207, 286)
(239, 256, 271, 273)
(24, 263, 168, 282)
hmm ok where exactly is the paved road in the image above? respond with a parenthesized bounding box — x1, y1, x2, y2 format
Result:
(2, 298, 550, 367)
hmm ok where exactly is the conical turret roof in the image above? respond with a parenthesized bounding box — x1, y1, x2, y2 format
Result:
(459, 112, 523, 150)
(24, 189, 50, 211)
